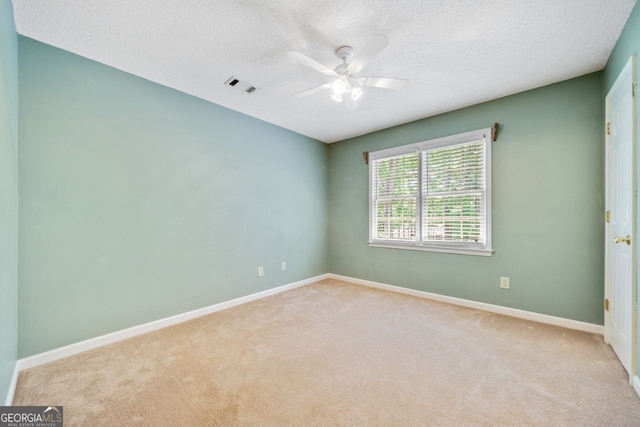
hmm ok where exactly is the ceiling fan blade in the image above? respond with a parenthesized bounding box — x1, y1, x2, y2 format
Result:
(348, 34, 389, 74)
(288, 51, 336, 76)
(358, 76, 409, 90)
(293, 83, 332, 98)
(342, 92, 358, 110)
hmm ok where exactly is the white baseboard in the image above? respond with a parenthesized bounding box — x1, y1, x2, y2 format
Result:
(327, 274, 604, 335)
(12, 271, 604, 377)
(17, 274, 329, 371)
(633, 376, 640, 398)
(3, 363, 19, 406)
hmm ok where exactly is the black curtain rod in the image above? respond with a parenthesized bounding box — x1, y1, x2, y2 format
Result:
(362, 123, 500, 165)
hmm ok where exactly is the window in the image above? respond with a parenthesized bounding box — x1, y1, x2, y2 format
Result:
(369, 128, 492, 256)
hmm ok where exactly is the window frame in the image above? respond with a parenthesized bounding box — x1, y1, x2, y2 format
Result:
(368, 127, 493, 256)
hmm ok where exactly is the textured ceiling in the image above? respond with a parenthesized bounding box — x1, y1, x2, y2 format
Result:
(11, 0, 638, 143)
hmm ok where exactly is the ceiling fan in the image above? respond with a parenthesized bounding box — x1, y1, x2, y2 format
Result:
(288, 34, 409, 110)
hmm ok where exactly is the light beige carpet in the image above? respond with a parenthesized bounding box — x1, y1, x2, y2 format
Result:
(13, 279, 640, 426)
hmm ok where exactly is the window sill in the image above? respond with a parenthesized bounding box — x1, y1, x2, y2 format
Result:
(368, 241, 493, 257)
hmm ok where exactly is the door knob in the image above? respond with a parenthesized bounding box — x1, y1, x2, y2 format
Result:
(615, 235, 631, 245)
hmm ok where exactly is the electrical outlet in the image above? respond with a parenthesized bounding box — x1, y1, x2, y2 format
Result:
(257, 266, 264, 277)
(500, 276, 510, 289)
(281, 261, 286, 271)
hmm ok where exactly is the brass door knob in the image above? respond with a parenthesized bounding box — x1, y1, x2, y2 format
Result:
(615, 235, 631, 245)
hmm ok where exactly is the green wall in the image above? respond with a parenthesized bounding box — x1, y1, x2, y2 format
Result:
(328, 73, 604, 324)
(0, 0, 19, 404)
(18, 37, 329, 357)
(603, 1, 640, 378)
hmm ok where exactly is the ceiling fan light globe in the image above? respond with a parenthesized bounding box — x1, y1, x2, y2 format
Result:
(332, 79, 347, 95)
(331, 94, 343, 103)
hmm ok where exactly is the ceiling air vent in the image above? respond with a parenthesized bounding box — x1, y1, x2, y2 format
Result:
(224, 76, 258, 94)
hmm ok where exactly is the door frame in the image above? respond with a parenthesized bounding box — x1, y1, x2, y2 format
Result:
(604, 54, 637, 383)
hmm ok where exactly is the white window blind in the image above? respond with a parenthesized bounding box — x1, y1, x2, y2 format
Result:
(373, 152, 419, 241)
(369, 128, 492, 256)
(423, 140, 484, 244)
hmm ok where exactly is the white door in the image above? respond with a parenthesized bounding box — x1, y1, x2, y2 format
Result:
(605, 56, 636, 377)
